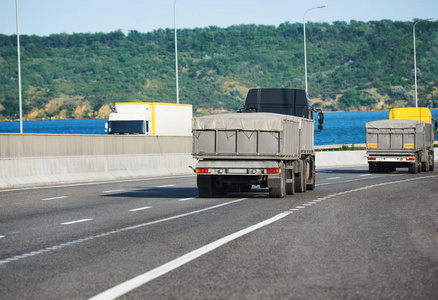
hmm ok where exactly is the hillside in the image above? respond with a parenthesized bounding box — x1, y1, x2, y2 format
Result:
(1, 20, 438, 121)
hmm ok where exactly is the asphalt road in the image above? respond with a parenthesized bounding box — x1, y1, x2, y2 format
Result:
(1, 166, 437, 299)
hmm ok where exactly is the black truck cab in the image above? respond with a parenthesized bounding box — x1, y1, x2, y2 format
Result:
(243, 88, 323, 130)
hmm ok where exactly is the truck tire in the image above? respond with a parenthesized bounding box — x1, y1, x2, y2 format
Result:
(269, 167, 286, 198)
(369, 163, 377, 173)
(409, 162, 418, 174)
(430, 153, 434, 171)
(306, 157, 316, 191)
(295, 160, 307, 193)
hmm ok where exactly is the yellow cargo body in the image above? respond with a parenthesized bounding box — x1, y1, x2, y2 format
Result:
(388, 107, 432, 123)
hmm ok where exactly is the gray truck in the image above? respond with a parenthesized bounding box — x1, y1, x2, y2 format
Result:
(192, 88, 323, 198)
(366, 119, 435, 173)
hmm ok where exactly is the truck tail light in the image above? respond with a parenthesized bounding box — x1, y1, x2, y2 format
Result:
(368, 157, 376, 161)
(196, 168, 210, 174)
(406, 157, 416, 161)
(266, 168, 280, 174)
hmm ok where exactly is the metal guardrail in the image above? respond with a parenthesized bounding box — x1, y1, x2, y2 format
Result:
(316, 141, 438, 151)
(315, 144, 366, 151)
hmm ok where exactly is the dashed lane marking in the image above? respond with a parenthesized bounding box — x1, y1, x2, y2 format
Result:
(156, 184, 176, 188)
(61, 219, 93, 225)
(129, 206, 152, 212)
(42, 196, 67, 201)
(179, 197, 197, 201)
(0, 198, 248, 266)
(102, 189, 125, 194)
(291, 174, 438, 214)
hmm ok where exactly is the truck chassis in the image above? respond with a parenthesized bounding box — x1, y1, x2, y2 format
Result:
(196, 155, 315, 198)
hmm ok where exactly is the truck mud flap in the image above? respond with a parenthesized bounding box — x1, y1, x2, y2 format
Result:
(197, 176, 216, 198)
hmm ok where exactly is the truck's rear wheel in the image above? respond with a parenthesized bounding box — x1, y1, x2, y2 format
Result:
(430, 153, 434, 171)
(269, 168, 286, 198)
(306, 157, 316, 191)
(295, 160, 307, 193)
(409, 162, 418, 174)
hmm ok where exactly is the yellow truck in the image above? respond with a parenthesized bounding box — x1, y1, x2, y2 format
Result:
(366, 107, 437, 173)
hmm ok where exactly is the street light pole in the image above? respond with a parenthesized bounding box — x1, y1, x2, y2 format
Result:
(303, 4, 326, 94)
(413, 17, 434, 107)
(174, 0, 180, 104)
(15, 0, 23, 133)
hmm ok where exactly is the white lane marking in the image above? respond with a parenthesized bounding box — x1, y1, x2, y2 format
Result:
(88, 212, 290, 300)
(303, 203, 312, 206)
(0, 175, 196, 193)
(327, 177, 341, 180)
(129, 206, 152, 212)
(156, 184, 175, 188)
(179, 197, 197, 202)
(316, 176, 381, 186)
(0, 236, 5, 239)
(42, 196, 67, 201)
(0, 198, 248, 266)
(296, 206, 306, 209)
(360, 174, 372, 177)
(102, 189, 125, 194)
(61, 219, 93, 225)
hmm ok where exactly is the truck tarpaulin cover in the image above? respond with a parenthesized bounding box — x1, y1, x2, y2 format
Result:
(366, 119, 425, 130)
(192, 113, 302, 131)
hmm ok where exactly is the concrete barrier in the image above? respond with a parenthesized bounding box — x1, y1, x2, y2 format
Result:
(0, 134, 436, 189)
(315, 150, 368, 168)
(316, 148, 438, 168)
(0, 134, 197, 189)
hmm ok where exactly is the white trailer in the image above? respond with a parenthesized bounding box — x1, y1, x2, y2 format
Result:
(105, 102, 192, 136)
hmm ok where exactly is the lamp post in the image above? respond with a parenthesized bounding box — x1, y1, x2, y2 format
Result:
(15, 0, 23, 133)
(303, 4, 326, 94)
(174, 0, 180, 104)
(413, 17, 434, 107)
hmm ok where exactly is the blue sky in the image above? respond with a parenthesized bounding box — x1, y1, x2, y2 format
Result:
(1, 0, 437, 36)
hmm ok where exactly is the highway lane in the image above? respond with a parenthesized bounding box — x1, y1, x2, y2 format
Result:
(0, 167, 437, 299)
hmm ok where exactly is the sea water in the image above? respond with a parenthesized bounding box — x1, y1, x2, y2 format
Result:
(1, 110, 437, 146)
